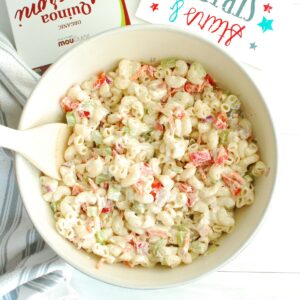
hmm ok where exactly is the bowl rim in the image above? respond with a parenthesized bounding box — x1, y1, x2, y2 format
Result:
(15, 24, 278, 289)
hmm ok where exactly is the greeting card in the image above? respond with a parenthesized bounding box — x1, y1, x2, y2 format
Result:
(136, 0, 280, 68)
(5, 0, 132, 69)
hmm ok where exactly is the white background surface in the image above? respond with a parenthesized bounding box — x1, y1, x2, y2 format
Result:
(1, 0, 300, 299)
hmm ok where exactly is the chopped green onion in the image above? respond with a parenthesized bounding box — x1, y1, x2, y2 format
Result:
(66, 112, 76, 127)
(177, 231, 186, 246)
(95, 230, 106, 244)
(87, 206, 98, 217)
(172, 166, 183, 174)
(161, 58, 177, 69)
(92, 131, 102, 145)
(219, 130, 229, 145)
(107, 185, 121, 201)
(95, 174, 110, 185)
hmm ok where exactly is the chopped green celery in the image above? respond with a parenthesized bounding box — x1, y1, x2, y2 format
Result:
(107, 185, 121, 201)
(177, 231, 186, 246)
(95, 230, 106, 244)
(66, 112, 76, 127)
(219, 130, 229, 144)
(132, 202, 145, 215)
(152, 238, 166, 256)
(87, 206, 98, 217)
(91, 131, 101, 145)
(172, 166, 183, 174)
(161, 58, 177, 69)
(204, 244, 219, 256)
(95, 174, 110, 184)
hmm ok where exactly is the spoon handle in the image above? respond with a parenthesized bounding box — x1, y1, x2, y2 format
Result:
(0, 124, 24, 153)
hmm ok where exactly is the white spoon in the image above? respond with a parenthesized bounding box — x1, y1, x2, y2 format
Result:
(0, 123, 71, 180)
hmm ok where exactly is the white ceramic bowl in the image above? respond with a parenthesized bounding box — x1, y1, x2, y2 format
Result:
(16, 25, 277, 289)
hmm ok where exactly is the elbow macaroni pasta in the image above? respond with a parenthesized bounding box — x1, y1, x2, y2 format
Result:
(40, 58, 267, 269)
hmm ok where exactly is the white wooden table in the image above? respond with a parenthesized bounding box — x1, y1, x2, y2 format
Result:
(1, 1, 300, 299)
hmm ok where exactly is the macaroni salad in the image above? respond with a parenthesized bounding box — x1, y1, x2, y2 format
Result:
(40, 59, 266, 268)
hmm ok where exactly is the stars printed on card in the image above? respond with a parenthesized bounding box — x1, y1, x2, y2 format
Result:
(249, 42, 257, 50)
(150, 3, 159, 12)
(257, 16, 273, 33)
(263, 3, 273, 13)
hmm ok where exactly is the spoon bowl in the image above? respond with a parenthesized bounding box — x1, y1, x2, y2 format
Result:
(0, 123, 71, 179)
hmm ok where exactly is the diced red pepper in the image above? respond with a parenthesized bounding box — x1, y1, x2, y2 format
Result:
(215, 147, 229, 165)
(189, 150, 212, 167)
(60, 97, 79, 112)
(78, 110, 90, 119)
(214, 112, 228, 130)
(101, 201, 112, 214)
(204, 74, 216, 86)
(150, 179, 163, 200)
(93, 72, 106, 89)
(222, 172, 245, 196)
(101, 207, 111, 213)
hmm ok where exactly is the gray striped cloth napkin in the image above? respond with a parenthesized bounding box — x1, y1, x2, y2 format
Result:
(0, 33, 77, 300)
